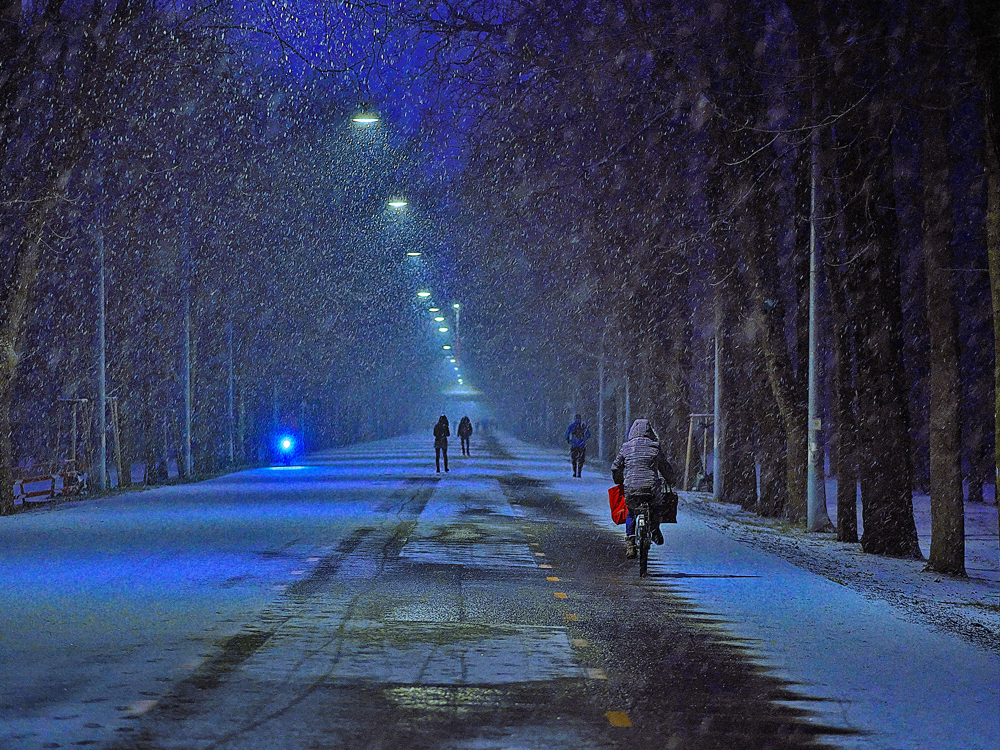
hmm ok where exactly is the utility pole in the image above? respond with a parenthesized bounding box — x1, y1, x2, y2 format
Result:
(227, 316, 235, 465)
(96, 223, 107, 491)
(713, 332, 723, 503)
(808, 115, 834, 532)
(453, 303, 461, 368)
(182, 220, 192, 479)
(598, 333, 605, 461)
(624, 373, 631, 432)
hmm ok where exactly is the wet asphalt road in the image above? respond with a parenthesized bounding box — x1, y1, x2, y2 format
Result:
(1, 434, 852, 749)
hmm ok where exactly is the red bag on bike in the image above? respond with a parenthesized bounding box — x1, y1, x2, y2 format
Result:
(608, 485, 627, 524)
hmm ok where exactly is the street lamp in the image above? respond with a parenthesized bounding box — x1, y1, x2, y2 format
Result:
(452, 302, 461, 366)
(388, 199, 408, 209)
(417, 290, 431, 299)
(352, 111, 380, 125)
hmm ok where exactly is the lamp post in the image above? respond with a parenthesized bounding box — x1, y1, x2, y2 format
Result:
(452, 303, 461, 367)
(96, 216, 107, 491)
(807, 118, 834, 532)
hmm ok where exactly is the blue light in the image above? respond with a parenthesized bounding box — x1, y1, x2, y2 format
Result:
(278, 435, 296, 454)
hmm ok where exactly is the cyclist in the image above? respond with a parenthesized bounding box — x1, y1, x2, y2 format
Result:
(611, 418, 676, 559)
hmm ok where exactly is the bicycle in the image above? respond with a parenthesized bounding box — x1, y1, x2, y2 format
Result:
(633, 500, 653, 577)
(631, 488, 677, 577)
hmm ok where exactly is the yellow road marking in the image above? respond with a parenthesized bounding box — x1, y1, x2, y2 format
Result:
(539, 564, 553, 569)
(587, 668, 608, 679)
(571, 638, 590, 648)
(546, 576, 560, 581)
(605, 710, 631, 727)
(564, 613, 579, 621)
(534, 552, 546, 557)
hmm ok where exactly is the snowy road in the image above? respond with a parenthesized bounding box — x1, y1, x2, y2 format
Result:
(0, 433, 996, 749)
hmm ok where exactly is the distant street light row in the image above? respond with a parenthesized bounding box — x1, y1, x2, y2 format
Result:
(353, 107, 473, 394)
(416, 291, 469, 390)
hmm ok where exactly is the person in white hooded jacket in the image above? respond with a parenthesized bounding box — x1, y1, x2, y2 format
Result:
(611, 418, 676, 559)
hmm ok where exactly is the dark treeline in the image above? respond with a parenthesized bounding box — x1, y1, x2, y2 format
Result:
(360, 0, 997, 573)
(0, 0, 443, 513)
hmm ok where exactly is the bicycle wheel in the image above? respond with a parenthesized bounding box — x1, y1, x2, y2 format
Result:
(637, 509, 650, 577)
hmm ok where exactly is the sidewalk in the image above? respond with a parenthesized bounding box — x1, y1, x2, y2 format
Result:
(494, 433, 1000, 750)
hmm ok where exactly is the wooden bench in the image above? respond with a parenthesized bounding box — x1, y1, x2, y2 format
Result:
(11, 463, 86, 503)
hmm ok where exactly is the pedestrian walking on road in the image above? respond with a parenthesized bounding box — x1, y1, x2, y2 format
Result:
(457, 416, 473, 456)
(611, 418, 676, 559)
(433, 415, 450, 473)
(566, 414, 591, 477)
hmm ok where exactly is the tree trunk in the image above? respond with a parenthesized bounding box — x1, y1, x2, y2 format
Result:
(849, 148, 921, 558)
(920, 31, 966, 575)
(825, 162, 859, 542)
(988, 140, 1000, 536)
(0, 380, 16, 515)
(717, 278, 756, 506)
(0, 198, 56, 514)
(970, 0, 1000, 555)
(754, 344, 789, 517)
(740, 211, 809, 521)
(828, 269, 859, 543)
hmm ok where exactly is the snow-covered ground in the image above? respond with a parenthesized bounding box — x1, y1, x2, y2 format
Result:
(682, 488, 999, 654)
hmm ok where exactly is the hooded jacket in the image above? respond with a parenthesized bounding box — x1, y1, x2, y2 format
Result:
(611, 419, 676, 497)
(433, 416, 450, 446)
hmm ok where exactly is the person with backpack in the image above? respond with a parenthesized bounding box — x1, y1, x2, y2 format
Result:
(433, 415, 450, 473)
(565, 414, 591, 477)
(611, 418, 676, 559)
(457, 416, 473, 456)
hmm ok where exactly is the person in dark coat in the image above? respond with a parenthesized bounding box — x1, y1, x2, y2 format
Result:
(457, 416, 473, 456)
(566, 414, 591, 477)
(611, 418, 676, 558)
(433, 415, 450, 473)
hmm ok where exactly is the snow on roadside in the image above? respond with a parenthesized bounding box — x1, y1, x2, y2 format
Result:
(681, 490, 1000, 655)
